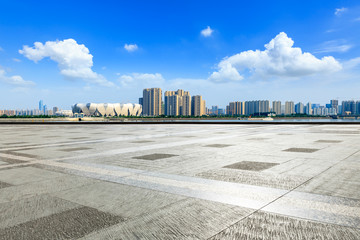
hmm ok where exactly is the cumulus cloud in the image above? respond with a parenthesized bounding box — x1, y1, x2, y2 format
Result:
(335, 7, 347, 16)
(124, 44, 138, 52)
(0, 69, 35, 86)
(118, 73, 164, 87)
(201, 26, 214, 37)
(209, 32, 342, 82)
(19, 39, 114, 87)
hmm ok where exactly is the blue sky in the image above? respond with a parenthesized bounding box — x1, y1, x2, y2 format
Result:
(0, 0, 360, 109)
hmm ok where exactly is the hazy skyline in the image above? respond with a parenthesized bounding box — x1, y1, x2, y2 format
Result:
(1, 0, 360, 109)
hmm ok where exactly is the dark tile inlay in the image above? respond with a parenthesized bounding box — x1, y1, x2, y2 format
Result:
(0, 181, 12, 189)
(60, 147, 91, 152)
(131, 140, 154, 143)
(0, 206, 124, 239)
(223, 161, 279, 171)
(283, 148, 319, 153)
(133, 153, 178, 161)
(315, 140, 342, 143)
(204, 144, 233, 148)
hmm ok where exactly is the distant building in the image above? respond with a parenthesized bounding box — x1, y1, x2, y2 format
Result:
(312, 104, 320, 109)
(142, 88, 162, 116)
(138, 97, 143, 106)
(227, 101, 244, 115)
(39, 100, 43, 112)
(285, 101, 295, 115)
(342, 101, 356, 115)
(272, 101, 281, 115)
(191, 95, 206, 116)
(53, 107, 59, 115)
(164, 89, 191, 116)
(306, 102, 312, 115)
(330, 100, 338, 112)
(245, 100, 269, 115)
(43, 105, 48, 115)
(72, 103, 142, 116)
(211, 106, 219, 115)
(295, 102, 304, 114)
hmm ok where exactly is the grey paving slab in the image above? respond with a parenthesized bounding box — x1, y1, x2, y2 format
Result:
(283, 147, 320, 153)
(0, 194, 80, 229)
(0, 175, 99, 204)
(0, 167, 66, 185)
(60, 147, 92, 152)
(315, 140, 343, 143)
(133, 153, 178, 161)
(0, 206, 123, 240)
(224, 161, 279, 171)
(0, 181, 12, 189)
(204, 144, 233, 148)
(210, 211, 360, 240)
(80, 198, 253, 240)
(197, 168, 309, 190)
(51, 181, 187, 219)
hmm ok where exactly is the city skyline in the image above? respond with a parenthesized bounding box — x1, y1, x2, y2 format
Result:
(2, 92, 360, 117)
(1, 1, 360, 109)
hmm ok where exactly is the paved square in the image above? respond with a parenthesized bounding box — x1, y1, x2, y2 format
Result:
(0, 123, 359, 239)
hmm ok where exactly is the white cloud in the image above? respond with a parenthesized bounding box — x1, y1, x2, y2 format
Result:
(201, 26, 214, 37)
(19, 39, 114, 87)
(124, 44, 138, 52)
(118, 73, 164, 87)
(12, 58, 21, 62)
(335, 7, 347, 16)
(0, 69, 35, 86)
(209, 32, 342, 82)
(315, 40, 352, 53)
(0, 47, 3, 51)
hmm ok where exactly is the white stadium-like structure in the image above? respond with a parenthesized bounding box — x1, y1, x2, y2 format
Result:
(72, 103, 142, 117)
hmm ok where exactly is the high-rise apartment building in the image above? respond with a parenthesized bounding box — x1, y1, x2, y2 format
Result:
(39, 100, 43, 112)
(285, 101, 295, 115)
(295, 102, 304, 114)
(245, 100, 269, 115)
(142, 88, 162, 116)
(164, 89, 191, 116)
(53, 107, 59, 115)
(272, 101, 281, 115)
(227, 101, 244, 115)
(342, 100, 356, 115)
(330, 100, 338, 111)
(306, 102, 312, 115)
(191, 95, 206, 116)
(355, 101, 360, 115)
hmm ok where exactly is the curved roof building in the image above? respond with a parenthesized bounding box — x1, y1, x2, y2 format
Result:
(72, 103, 142, 117)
